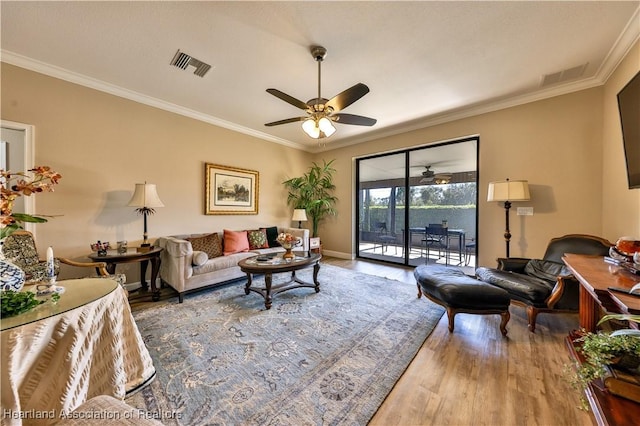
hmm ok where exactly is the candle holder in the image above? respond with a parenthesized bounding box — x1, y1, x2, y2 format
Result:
(35, 282, 65, 297)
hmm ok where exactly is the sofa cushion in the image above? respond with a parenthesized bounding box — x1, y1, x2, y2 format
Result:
(247, 229, 269, 250)
(192, 250, 208, 266)
(261, 226, 280, 248)
(524, 259, 571, 283)
(475, 267, 553, 307)
(223, 229, 250, 255)
(186, 233, 222, 259)
(193, 252, 255, 274)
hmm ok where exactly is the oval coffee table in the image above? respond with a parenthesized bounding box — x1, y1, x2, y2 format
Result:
(238, 252, 322, 309)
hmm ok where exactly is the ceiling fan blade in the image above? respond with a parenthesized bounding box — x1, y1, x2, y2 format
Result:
(325, 83, 370, 112)
(265, 117, 307, 127)
(332, 113, 377, 126)
(266, 89, 309, 110)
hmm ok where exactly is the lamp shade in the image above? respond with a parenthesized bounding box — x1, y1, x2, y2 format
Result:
(128, 183, 164, 208)
(292, 209, 308, 222)
(487, 180, 530, 202)
(302, 118, 321, 139)
(318, 117, 336, 137)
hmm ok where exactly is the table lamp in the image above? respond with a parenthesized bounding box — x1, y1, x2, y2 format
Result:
(292, 209, 308, 229)
(128, 183, 164, 249)
(487, 178, 530, 258)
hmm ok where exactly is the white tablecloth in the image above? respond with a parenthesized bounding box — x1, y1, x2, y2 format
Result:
(1, 280, 155, 425)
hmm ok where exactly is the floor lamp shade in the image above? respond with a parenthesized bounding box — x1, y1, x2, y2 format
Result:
(128, 183, 164, 246)
(487, 179, 530, 258)
(487, 180, 530, 202)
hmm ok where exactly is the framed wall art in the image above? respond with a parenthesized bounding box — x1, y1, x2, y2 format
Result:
(205, 163, 259, 215)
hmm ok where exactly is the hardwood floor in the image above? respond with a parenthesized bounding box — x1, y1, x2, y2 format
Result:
(322, 257, 593, 426)
(130, 256, 594, 426)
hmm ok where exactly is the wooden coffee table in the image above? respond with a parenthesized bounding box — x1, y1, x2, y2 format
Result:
(238, 252, 322, 309)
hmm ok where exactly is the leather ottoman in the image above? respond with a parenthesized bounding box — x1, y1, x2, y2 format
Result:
(414, 264, 511, 336)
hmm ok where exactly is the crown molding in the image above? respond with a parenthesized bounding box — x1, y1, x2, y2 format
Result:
(3, 3, 638, 157)
(1, 50, 311, 152)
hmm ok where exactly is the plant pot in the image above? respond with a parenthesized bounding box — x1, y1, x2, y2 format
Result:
(612, 354, 640, 372)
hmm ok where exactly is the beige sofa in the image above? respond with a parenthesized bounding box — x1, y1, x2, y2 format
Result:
(156, 227, 309, 302)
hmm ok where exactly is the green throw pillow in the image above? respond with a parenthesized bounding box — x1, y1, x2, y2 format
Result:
(247, 229, 269, 249)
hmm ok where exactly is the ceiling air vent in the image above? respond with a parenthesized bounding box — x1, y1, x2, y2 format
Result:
(170, 50, 211, 77)
(540, 63, 588, 87)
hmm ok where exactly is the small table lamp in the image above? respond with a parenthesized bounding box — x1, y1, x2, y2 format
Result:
(487, 179, 530, 258)
(128, 183, 164, 248)
(292, 209, 308, 229)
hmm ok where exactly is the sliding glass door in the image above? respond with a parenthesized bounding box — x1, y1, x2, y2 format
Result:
(357, 152, 406, 262)
(356, 138, 478, 269)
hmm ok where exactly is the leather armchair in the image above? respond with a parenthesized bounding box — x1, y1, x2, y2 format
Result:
(475, 234, 612, 332)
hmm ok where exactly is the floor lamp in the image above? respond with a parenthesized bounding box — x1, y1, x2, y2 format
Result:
(487, 179, 530, 258)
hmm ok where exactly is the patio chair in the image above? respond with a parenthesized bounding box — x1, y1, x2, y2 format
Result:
(422, 224, 450, 265)
(374, 222, 399, 254)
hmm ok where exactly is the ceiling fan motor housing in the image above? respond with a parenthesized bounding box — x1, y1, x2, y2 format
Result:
(311, 46, 327, 62)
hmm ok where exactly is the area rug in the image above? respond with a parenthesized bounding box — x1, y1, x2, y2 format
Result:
(126, 264, 445, 425)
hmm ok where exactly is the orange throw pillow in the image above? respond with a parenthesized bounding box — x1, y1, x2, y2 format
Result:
(223, 229, 250, 255)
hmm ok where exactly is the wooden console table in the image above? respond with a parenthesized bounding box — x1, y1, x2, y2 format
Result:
(89, 246, 163, 301)
(562, 254, 640, 425)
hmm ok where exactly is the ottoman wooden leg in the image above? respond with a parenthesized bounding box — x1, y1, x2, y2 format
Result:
(499, 311, 510, 336)
(446, 307, 456, 332)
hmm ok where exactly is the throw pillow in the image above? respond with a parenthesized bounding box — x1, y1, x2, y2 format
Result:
(261, 226, 280, 247)
(223, 229, 250, 255)
(247, 229, 269, 250)
(186, 233, 223, 259)
(192, 251, 209, 266)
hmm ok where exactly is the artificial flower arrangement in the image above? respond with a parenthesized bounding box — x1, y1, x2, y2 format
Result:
(276, 232, 301, 248)
(1, 166, 62, 239)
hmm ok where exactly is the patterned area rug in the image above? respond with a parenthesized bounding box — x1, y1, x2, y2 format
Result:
(126, 264, 444, 425)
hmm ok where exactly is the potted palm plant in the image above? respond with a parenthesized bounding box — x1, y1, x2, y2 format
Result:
(283, 159, 338, 238)
(568, 314, 640, 410)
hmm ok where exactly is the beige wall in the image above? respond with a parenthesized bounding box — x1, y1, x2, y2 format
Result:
(317, 89, 607, 266)
(1, 64, 313, 280)
(2, 39, 638, 276)
(602, 39, 640, 240)
(316, 40, 640, 265)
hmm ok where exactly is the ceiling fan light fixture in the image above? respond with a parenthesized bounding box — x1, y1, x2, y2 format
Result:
(318, 116, 336, 137)
(302, 118, 321, 138)
(434, 177, 451, 185)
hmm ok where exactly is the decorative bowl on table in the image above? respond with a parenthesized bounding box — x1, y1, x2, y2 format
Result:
(612, 236, 640, 263)
(276, 233, 301, 260)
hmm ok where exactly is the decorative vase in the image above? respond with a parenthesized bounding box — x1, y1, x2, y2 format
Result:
(0, 240, 26, 292)
(282, 243, 295, 260)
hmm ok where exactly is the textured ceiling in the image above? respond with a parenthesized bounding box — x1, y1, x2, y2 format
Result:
(1, 1, 639, 152)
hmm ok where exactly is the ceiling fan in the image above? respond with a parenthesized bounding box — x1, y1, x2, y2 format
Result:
(265, 46, 377, 139)
(419, 166, 452, 184)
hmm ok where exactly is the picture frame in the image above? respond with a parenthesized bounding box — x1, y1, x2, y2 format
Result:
(205, 163, 259, 215)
